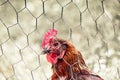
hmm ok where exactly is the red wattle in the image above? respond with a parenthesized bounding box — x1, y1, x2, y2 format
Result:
(46, 53, 58, 64)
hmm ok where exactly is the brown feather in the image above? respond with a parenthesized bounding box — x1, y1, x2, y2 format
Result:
(51, 39, 103, 80)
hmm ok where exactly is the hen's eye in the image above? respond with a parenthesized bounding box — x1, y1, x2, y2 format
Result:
(53, 43, 58, 46)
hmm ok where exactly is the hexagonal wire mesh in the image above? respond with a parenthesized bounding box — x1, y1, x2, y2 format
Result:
(0, 0, 120, 80)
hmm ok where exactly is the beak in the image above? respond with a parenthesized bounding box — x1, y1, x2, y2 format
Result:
(41, 48, 50, 54)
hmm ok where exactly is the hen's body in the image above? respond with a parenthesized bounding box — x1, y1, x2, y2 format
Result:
(51, 41, 103, 80)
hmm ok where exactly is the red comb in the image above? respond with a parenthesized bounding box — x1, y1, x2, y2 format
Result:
(42, 29, 58, 48)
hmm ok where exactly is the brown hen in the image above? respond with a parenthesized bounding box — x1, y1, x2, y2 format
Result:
(42, 29, 103, 80)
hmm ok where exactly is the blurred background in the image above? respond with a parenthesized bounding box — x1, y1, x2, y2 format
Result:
(0, 0, 120, 80)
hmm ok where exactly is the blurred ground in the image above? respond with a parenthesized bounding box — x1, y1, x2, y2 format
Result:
(0, 0, 120, 80)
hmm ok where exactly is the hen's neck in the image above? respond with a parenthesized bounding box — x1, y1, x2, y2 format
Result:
(51, 45, 87, 80)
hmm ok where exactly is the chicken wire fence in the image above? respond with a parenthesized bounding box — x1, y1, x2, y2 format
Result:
(0, 0, 120, 80)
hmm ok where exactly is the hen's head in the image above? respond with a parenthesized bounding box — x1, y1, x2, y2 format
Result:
(42, 29, 67, 64)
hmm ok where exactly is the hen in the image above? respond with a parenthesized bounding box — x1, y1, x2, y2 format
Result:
(41, 29, 103, 80)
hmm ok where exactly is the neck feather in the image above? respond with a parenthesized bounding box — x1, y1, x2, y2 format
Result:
(51, 43, 87, 80)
